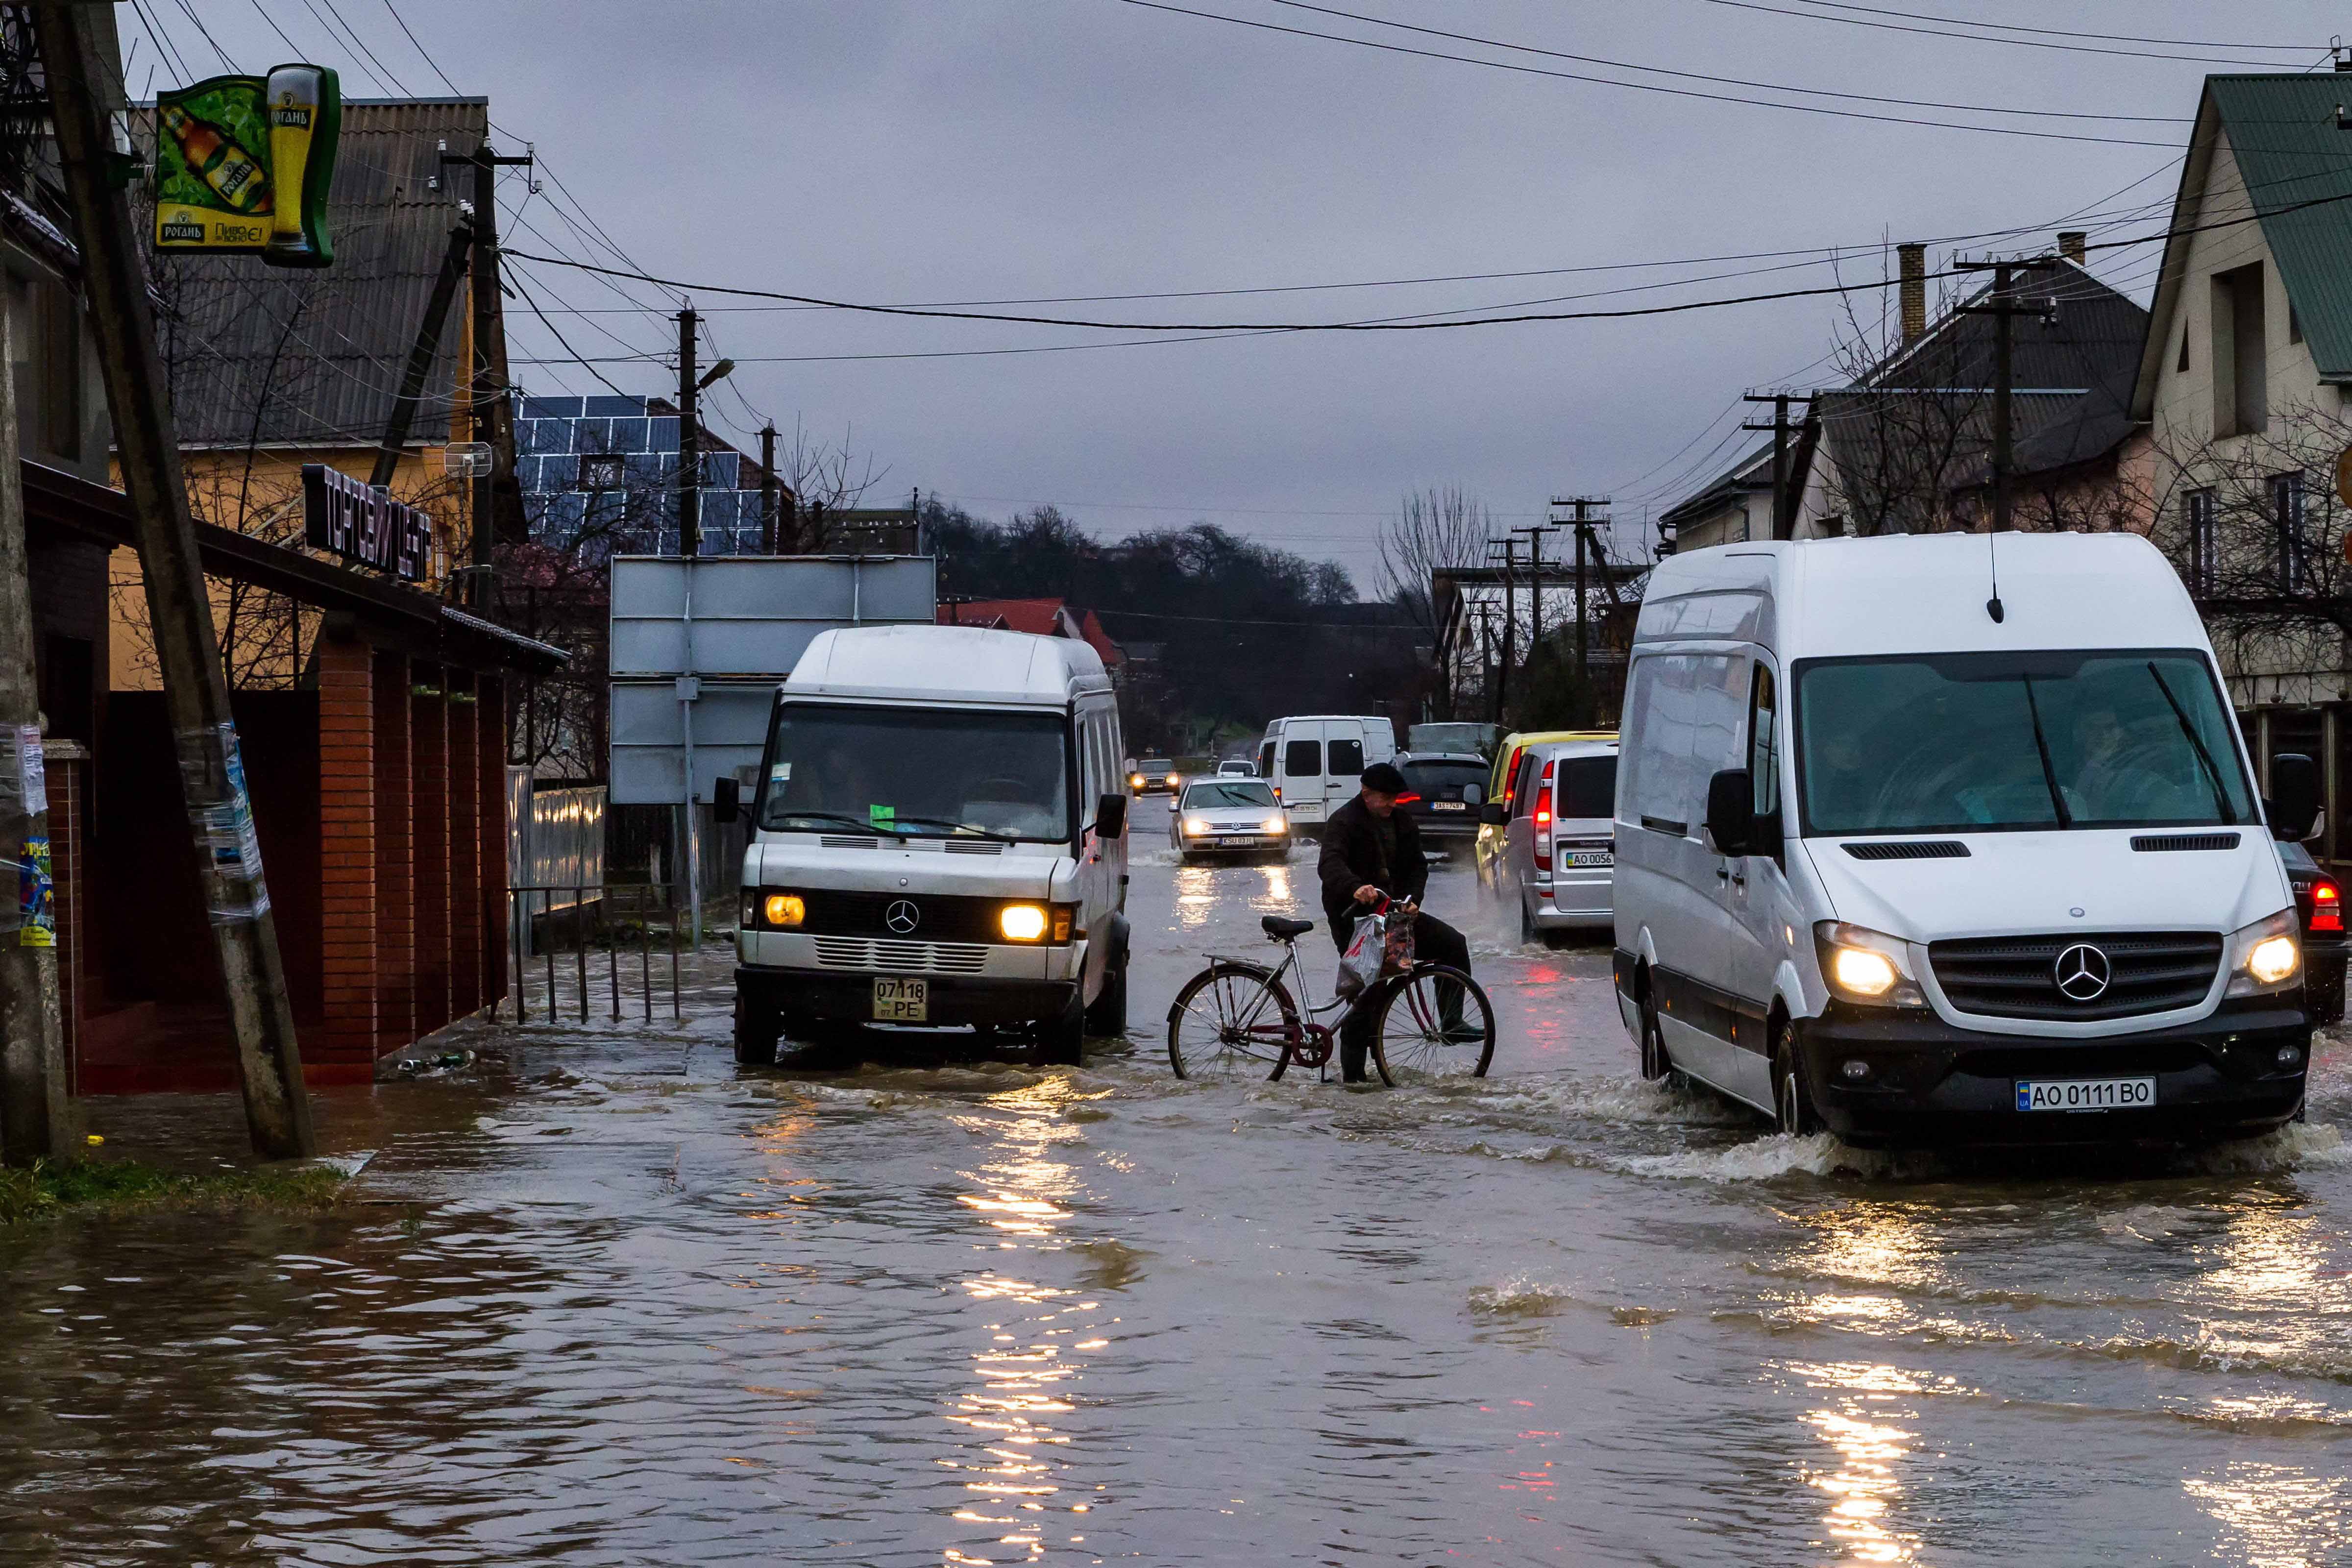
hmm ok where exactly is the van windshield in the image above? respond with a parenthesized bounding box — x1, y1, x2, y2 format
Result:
(1795, 650, 2255, 835)
(760, 703, 1071, 842)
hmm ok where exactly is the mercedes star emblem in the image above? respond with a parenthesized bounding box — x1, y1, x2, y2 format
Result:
(884, 899, 921, 936)
(2054, 942, 2111, 1002)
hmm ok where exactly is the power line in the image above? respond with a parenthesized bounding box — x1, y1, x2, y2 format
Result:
(1110, 0, 2182, 147)
(1692, 0, 2321, 67)
(378, 0, 462, 94)
(1780, 0, 2313, 52)
(1265, 0, 2186, 123)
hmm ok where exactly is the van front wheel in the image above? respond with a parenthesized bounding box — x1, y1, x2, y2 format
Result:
(1084, 947, 1129, 1035)
(734, 992, 781, 1067)
(1038, 990, 1086, 1067)
(1773, 1019, 1823, 1137)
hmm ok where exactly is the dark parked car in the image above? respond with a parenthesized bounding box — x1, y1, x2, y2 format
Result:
(1394, 752, 1489, 841)
(2279, 839, 2346, 1025)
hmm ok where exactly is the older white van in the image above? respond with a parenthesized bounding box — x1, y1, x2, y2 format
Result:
(1257, 714, 1398, 834)
(1613, 533, 2317, 1148)
(720, 625, 1132, 1066)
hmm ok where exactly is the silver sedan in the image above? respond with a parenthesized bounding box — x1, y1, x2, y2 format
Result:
(1168, 778, 1290, 863)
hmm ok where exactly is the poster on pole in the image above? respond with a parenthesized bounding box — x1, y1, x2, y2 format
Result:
(153, 64, 341, 266)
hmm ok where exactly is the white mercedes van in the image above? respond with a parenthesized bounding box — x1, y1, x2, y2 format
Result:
(1612, 533, 2318, 1149)
(1256, 714, 1398, 834)
(719, 625, 1132, 1066)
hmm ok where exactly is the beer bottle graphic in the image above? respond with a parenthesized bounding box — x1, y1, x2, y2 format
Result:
(160, 102, 272, 215)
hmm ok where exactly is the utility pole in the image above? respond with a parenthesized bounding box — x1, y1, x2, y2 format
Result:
(1741, 392, 1810, 540)
(1511, 523, 1557, 657)
(370, 220, 471, 490)
(1487, 538, 1520, 722)
(441, 142, 532, 610)
(36, 1, 314, 1157)
(0, 303, 69, 1164)
(759, 422, 780, 554)
(676, 305, 700, 557)
(1958, 255, 2059, 533)
(1552, 496, 1611, 686)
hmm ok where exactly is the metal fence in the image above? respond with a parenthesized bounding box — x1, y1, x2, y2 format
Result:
(504, 881, 684, 1024)
(506, 772, 608, 942)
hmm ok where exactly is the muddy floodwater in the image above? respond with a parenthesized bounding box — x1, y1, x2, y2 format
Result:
(9, 795, 2352, 1565)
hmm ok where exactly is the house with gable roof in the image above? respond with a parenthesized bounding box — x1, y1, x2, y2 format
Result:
(2125, 65, 2352, 861)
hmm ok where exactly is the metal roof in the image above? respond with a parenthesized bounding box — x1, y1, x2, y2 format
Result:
(146, 98, 490, 449)
(2133, 74, 2352, 413)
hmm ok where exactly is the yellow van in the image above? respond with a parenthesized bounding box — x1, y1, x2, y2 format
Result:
(1475, 729, 1617, 890)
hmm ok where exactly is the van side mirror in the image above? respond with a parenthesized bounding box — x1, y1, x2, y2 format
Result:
(2269, 752, 2321, 842)
(1094, 792, 1128, 841)
(1705, 768, 1754, 857)
(712, 774, 740, 823)
(1479, 803, 1509, 826)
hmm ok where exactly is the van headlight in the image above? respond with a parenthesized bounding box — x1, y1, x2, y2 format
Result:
(1813, 921, 1927, 1008)
(1000, 903, 1049, 941)
(762, 893, 805, 928)
(2226, 910, 2301, 996)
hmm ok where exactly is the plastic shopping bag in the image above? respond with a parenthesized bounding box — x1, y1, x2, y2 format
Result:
(1381, 910, 1416, 976)
(1336, 910, 1386, 999)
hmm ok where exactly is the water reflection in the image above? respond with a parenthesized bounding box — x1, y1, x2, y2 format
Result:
(2187, 1461, 2352, 1568)
(940, 1075, 1110, 1562)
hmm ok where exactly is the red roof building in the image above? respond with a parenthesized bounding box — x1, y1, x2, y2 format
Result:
(942, 597, 1126, 669)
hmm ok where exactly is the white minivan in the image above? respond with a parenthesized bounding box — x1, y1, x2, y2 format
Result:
(719, 625, 1132, 1067)
(1257, 714, 1398, 834)
(1613, 533, 2317, 1149)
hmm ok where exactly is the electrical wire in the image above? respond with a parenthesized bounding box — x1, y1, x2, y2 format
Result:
(1265, 0, 2186, 123)
(1691, 0, 2322, 68)
(1111, 0, 2182, 147)
(378, 0, 462, 95)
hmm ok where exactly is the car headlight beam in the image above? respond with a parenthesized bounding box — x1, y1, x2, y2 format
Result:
(999, 903, 1050, 942)
(1813, 920, 1927, 1008)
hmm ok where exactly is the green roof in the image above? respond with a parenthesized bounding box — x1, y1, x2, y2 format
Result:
(2209, 74, 2352, 380)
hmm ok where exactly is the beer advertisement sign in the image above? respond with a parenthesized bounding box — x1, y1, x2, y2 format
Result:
(153, 65, 341, 266)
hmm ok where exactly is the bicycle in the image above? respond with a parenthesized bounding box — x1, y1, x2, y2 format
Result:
(1166, 900, 1496, 1084)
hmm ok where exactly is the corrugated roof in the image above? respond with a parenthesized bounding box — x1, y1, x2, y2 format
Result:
(2133, 74, 2352, 411)
(1657, 439, 1775, 527)
(145, 98, 490, 448)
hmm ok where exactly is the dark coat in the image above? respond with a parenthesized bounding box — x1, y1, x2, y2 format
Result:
(1317, 795, 1429, 935)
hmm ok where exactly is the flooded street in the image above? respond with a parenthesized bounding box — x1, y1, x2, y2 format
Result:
(9, 796, 2352, 1565)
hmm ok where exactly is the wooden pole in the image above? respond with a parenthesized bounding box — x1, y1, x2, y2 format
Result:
(0, 303, 71, 1164)
(36, 2, 314, 1156)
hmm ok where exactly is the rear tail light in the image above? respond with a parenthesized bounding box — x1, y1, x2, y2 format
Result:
(1534, 758, 1556, 856)
(1396, 792, 1422, 805)
(2316, 881, 2343, 933)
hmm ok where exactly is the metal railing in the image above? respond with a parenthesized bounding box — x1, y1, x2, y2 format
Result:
(504, 881, 684, 1024)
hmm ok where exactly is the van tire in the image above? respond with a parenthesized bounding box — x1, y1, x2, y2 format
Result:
(734, 992, 781, 1067)
(1772, 1017, 1824, 1137)
(1038, 990, 1086, 1067)
(1084, 940, 1129, 1035)
(1638, 979, 1670, 1081)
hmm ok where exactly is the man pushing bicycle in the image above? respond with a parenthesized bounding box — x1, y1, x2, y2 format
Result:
(1318, 762, 1479, 1081)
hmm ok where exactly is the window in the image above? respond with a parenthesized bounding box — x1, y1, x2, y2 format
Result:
(1283, 739, 1321, 777)
(1510, 753, 1542, 818)
(1399, 759, 1488, 801)
(1556, 755, 1617, 820)
(1793, 650, 2255, 834)
(578, 453, 626, 491)
(759, 703, 1072, 842)
(1258, 741, 1275, 779)
(2185, 489, 2217, 594)
(1183, 780, 1277, 809)
(1328, 736, 1365, 777)
(2210, 263, 2268, 437)
(1748, 662, 1781, 822)
(2273, 472, 2307, 592)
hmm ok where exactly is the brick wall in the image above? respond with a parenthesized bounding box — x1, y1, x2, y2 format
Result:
(478, 676, 508, 1015)
(373, 649, 413, 1055)
(316, 635, 375, 1066)
(411, 673, 450, 1032)
(447, 672, 481, 1017)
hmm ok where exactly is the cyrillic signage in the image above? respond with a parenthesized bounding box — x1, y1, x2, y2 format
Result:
(154, 64, 341, 266)
(302, 464, 431, 581)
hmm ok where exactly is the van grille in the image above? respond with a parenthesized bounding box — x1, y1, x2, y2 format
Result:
(1927, 931, 2223, 1022)
(812, 937, 991, 974)
(796, 889, 1007, 943)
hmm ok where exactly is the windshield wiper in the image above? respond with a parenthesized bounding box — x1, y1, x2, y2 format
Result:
(2145, 661, 2235, 822)
(888, 814, 1026, 843)
(2017, 673, 2073, 830)
(768, 810, 911, 839)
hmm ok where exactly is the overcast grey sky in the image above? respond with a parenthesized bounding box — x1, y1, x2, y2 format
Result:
(163, 1, 2334, 589)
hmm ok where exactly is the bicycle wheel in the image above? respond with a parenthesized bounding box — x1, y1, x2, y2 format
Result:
(1168, 960, 1300, 1080)
(1369, 964, 1495, 1083)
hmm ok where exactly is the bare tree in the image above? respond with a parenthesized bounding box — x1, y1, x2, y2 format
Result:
(1379, 485, 1493, 631)
(774, 417, 890, 552)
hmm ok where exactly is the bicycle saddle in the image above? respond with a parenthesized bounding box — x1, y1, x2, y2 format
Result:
(1261, 915, 1314, 940)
